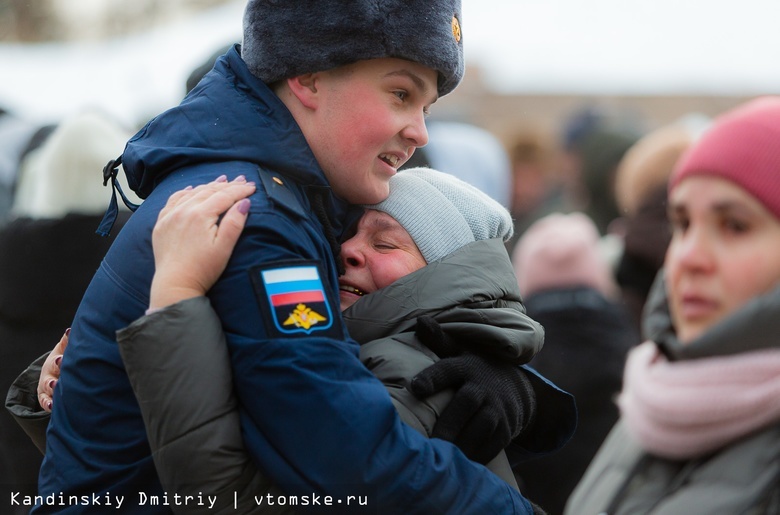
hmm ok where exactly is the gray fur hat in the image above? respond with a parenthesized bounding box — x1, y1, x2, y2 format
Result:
(241, 0, 464, 97)
(366, 167, 514, 263)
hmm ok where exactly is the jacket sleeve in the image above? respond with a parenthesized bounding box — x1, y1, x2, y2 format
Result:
(506, 365, 578, 464)
(117, 297, 293, 515)
(360, 335, 521, 491)
(208, 213, 534, 514)
(5, 352, 51, 454)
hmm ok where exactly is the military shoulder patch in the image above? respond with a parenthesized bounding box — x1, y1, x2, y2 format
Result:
(250, 261, 343, 339)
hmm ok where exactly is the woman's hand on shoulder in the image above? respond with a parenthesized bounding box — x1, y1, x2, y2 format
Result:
(149, 175, 255, 310)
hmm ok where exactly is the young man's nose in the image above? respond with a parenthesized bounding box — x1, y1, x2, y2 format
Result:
(401, 112, 429, 148)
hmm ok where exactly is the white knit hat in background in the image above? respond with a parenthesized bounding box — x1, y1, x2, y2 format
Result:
(366, 167, 514, 263)
(11, 110, 139, 219)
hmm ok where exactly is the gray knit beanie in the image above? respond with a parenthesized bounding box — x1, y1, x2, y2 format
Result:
(241, 0, 464, 97)
(367, 167, 514, 263)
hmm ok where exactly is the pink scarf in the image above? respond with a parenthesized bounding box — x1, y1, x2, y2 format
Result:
(618, 341, 780, 460)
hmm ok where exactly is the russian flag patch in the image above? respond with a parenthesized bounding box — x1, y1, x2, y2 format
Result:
(250, 261, 340, 338)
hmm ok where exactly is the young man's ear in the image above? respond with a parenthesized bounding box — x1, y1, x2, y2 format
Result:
(286, 73, 319, 109)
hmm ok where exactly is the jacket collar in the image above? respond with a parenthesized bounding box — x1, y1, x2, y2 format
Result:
(122, 44, 332, 199)
(110, 44, 358, 238)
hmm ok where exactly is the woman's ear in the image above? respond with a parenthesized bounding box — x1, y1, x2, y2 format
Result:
(286, 73, 319, 109)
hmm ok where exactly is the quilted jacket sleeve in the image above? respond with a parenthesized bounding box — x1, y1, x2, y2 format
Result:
(116, 296, 293, 515)
(5, 352, 51, 454)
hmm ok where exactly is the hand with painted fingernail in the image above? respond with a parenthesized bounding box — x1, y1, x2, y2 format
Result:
(38, 328, 69, 412)
(149, 177, 256, 311)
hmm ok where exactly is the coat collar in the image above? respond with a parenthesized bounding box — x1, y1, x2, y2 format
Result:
(122, 44, 331, 199)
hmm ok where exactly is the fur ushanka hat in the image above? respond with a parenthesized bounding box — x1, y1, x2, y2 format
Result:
(241, 0, 465, 97)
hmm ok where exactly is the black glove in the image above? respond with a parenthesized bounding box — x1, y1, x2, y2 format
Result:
(410, 316, 537, 464)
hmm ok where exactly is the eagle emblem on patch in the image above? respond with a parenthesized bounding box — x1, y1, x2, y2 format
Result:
(250, 262, 340, 338)
(284, 303, 327, 330)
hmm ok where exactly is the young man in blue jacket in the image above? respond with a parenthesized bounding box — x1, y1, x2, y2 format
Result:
(36, 1, 538, 513)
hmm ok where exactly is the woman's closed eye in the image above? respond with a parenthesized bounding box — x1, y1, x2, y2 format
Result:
(374, 241, 398, 251)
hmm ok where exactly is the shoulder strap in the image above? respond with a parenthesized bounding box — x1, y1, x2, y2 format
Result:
(256, 166, 307, 219)
(96, 155, 141, 237)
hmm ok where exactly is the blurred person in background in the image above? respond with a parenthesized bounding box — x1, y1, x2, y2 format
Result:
(577, 127, 640, 238)
(0, 107, 39, 221)
(566, 96, 780, 515)
(0, 110, 136, 512)
(185, 42, 236, 95)
(511, 212, 639, 515)
(401, 120, 512, 210)
(558, 104, 644, 234)
(612, 117, 708, 331)
(504, 129, 571, 252)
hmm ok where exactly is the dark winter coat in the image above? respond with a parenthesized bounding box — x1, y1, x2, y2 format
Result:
(512, 287, 639, 515)
(0, 212, 129, 511)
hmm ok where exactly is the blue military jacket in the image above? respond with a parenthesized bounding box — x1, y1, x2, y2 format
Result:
(36, 45, 532, 514)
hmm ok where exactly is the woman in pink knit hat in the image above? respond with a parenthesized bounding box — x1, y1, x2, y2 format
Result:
(566, 96, 780, 514)
(511, 211, 640, 515)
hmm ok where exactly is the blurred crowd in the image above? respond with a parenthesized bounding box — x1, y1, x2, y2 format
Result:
(0, 108, 139, 510)
(3, 42, 779, 515)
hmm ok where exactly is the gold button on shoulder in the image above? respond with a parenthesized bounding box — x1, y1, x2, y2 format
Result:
(452, 16, 461, 43)
(272, 176, 284, 185)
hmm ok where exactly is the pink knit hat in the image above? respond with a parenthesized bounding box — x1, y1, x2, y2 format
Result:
(669, 96, 780, 220)
(512, 212, 617, 298)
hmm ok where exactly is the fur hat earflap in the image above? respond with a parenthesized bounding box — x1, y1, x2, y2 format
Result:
(241, 0, 464, 97)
